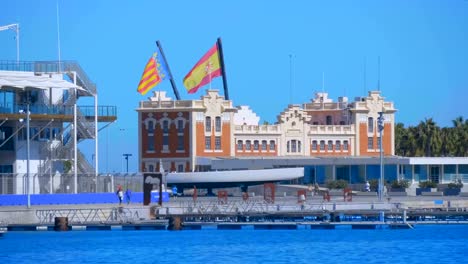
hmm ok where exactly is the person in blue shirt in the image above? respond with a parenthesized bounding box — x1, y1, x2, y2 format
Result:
(125, 188, 132, 204)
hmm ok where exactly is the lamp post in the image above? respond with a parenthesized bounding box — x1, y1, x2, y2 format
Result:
(377, 112, 385, 202)
(19, 104, 30, 208)
(123, 153, 132, 173)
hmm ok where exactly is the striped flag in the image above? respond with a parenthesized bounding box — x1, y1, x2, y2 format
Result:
(137, 49, 168, 95)
(183, 43, 221, 94)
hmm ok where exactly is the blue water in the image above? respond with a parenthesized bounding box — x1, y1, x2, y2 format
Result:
(1, 225, 467, 264)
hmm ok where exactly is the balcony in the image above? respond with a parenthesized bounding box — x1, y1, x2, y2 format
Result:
(0, 103, 117, 122)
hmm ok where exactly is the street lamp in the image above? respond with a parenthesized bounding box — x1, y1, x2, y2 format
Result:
(123, 153, 132, 173)
(377, 112, 385, 202)
(19, 104, 30, 208)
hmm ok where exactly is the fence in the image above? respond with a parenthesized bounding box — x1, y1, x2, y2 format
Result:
(0, 173, 143, 195)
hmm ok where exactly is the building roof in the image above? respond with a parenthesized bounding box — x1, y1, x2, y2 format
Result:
(0, 70, 84, 91)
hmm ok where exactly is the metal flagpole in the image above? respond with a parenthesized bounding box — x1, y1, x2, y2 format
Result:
(216, 38, 229, 100)
(156, 41, 181, 100)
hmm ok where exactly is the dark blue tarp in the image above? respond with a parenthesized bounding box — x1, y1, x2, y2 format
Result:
(0, 192, 169, 206)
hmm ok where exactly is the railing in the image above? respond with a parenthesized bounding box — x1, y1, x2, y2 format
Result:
(234, 125, 281, 133)
(0, 103, 116, 118)
(0, 173, 143, 195)
(78, 105, 117, 118)
(309, 125, 354, 134)
(0, 103, 74, 115)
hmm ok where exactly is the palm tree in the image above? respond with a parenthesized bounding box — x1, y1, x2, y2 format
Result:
(452, 116, 467, 156)
(394, 123, 407, 156)
(416, 118, 441, 157)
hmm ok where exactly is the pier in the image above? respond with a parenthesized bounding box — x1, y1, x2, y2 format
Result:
(1, 195, 468, 231)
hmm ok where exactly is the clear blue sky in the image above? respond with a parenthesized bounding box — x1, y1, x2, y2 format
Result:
(1, 0, 467, 173)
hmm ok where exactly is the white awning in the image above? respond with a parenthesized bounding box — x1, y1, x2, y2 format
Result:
(0, 70, 85, 91)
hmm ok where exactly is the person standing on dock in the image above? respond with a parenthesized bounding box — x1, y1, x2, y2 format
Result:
(125, 188, 132, 204)
(116, 185, 124, 205)
(365, 181, 370, 192)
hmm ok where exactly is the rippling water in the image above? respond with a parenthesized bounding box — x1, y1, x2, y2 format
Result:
(1, 225, 467, 264)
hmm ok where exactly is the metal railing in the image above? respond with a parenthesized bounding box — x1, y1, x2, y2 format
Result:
(0, 173, 143, 195)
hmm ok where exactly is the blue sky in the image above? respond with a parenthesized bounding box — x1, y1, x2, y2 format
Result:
(1, 0, 467, 173)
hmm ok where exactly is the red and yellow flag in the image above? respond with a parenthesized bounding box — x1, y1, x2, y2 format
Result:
(183, 43, 221, 94)
(137, 51, 168, 95)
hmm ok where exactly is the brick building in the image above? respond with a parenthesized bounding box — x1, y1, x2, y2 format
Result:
(137, 89, 396, 173)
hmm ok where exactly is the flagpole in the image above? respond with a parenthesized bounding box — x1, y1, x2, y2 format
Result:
(156, 40, 181, 100)
(216, 37, 229, 100)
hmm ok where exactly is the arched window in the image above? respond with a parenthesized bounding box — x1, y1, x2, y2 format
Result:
(246, 140, 251, 150)
(335, 140, 341, 151)
(269, 140, 276, 151)
(312, 140, 317, 150)
(215, 116, 221, 132)
(320, 140, 325, 150)
(237, 140, 243, 150)
(326, 115, 332, 125)
(148, 121, 154, 133)
(328, 140, 333, 151)
(368, 117, 374, 133)
(205, 116, 211, 132)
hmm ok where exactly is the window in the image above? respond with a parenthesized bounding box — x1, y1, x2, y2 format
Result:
(215, 136, 221, 150)
(287, 141, 290, 153)
(326, 115, 332, 125)
(163, 120, 169, 134)
(298, 141, 301, 153)
(148, 134, 155, 151)
(320, 140, 325, 150)
(177, 164, 184, 172)
(148, 165, 154, 172)
(377, 137, 381, 149)
(328, 140, 333, 151)
(177, 120, 184, 133)
(335, 140, 341, 150)
(253, 140, 259, 150)
(177, 136, 184, 150)
(368, 117, 374, 133)
(261, 140, 267, 151)
(291, 140, 297, 152)
(205, 136, 211, 150)
(270, 140, 275, 151)
(339, 121, 346, 125)
(205, 117, 211, 132)
(246, 140, 251, 150)
(163, 135, 169, 147)
(368, 137, 373, 149)
(215, 116, 221, 132)
(344, 140, 349, 150)
(148, 121, 154, 133)
(237, 140, 243, 150)
(312, 140, 317, 150)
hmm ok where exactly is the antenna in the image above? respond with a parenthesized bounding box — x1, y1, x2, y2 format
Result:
(377, 56, 381, 91)
(289, 54, 294, 104)
(56, 0, 62, 72)
(322, 72, 325, 93)
(363, 56, 367, 94)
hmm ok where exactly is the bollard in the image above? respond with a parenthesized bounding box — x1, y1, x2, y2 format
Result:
(54, 217, 69, 231)
(168, 216, 183, 231)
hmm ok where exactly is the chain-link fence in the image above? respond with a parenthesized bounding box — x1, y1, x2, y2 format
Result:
(0, 173, 143, 195)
